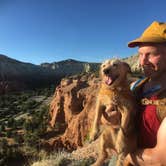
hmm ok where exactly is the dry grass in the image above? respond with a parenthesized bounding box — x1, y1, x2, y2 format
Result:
(30, 139, 117, 166)
(30, 149, 94, 166)
(30, 150, 70, 166)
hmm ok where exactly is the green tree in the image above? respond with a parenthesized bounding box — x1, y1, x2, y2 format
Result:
(0, 124, 5, 132)
(7, 117, 15, 128)
(6, 130, 12, 138)
(23, 120, 34, 132)
(24, 132, 39, 148)
(0, 138, 8, 154)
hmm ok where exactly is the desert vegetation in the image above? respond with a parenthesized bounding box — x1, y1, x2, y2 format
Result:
(0, 87, 54, 166)
(0, 85, 98, 166)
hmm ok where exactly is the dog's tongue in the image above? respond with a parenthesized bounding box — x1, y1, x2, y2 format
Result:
(105, 76, 113, 85)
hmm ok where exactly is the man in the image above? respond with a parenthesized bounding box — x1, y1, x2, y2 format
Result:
(124, 21, 166, 165)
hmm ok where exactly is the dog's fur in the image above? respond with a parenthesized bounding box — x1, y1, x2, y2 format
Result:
(90, 59, 137, 166)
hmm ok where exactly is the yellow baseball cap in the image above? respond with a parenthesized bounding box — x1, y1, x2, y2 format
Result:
(128, 21, 166, 47)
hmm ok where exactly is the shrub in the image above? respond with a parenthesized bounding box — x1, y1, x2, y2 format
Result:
(0, 124, 5, 132)
(7, 117, 15, 128)
(6, 130, 12, 138)
(24, 132, 40, 148)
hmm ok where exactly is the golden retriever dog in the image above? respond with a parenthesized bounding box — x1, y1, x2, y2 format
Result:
(90, 59, 137, 166)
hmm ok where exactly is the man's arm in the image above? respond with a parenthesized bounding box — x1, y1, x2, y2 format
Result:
(124, 118, 166, 166)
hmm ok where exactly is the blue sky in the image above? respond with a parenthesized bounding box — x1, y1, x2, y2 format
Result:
(0, 0, 166, 64)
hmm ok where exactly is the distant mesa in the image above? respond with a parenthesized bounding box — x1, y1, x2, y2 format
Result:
(40, 58, 100, 76)
(0, 54, 56, 93)
(0, 55, 99, 93)
(0, 54, 140, 94)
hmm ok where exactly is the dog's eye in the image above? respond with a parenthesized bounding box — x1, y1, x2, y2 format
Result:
(112, 63, 118, 67)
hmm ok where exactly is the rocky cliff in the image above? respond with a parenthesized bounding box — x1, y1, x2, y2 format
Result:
(47, 74, 100, 151)
(41, 59, 100, 77)
(41, 56, 140, 77)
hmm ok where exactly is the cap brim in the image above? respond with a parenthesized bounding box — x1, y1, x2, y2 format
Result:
(128, 37, 166, 48)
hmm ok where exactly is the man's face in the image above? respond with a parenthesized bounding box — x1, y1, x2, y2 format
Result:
(138, 44, 166, 79)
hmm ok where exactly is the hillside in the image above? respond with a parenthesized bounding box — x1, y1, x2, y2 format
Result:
(0, 54, 54, 78)
(41, 59, 100, 77)
(0, 55, 100, 93)
(0, 54, 140, 93)
(0, 54, 57, 93)
(123, 54, 140, 72)
(41, 55, 140, 76)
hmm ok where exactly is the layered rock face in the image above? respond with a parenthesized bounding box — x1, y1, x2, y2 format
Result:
(41, 59, 100, 77)
(48, 74, 100, 151)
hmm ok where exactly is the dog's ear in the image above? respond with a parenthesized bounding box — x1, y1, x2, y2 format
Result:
(122, 62, 131, 74)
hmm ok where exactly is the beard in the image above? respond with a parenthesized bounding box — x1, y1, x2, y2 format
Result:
(143, 63, 164, 80)
(143, 65, 156, 77)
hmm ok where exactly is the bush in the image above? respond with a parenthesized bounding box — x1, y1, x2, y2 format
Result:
(24, 132, 40, 148)
(0, 124, 5, 132)
(23, 119, 34, 132)
(0, 138, 8, 153)
(6, 130, 12, 138)
(7, 117, 15, 127)
(14, 134, 24, 144)
(0, 138, 25, 166)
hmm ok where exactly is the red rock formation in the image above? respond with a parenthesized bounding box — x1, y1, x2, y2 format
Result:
(48, 74, 100, 151)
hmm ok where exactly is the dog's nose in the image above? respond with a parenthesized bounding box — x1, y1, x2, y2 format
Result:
(103, 69, 110, 74)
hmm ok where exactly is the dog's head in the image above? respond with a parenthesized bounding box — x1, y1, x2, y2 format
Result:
(100, 59, 131, 88)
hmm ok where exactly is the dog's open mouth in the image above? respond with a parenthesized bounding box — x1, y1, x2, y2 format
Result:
(105, 75, 118, 85)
